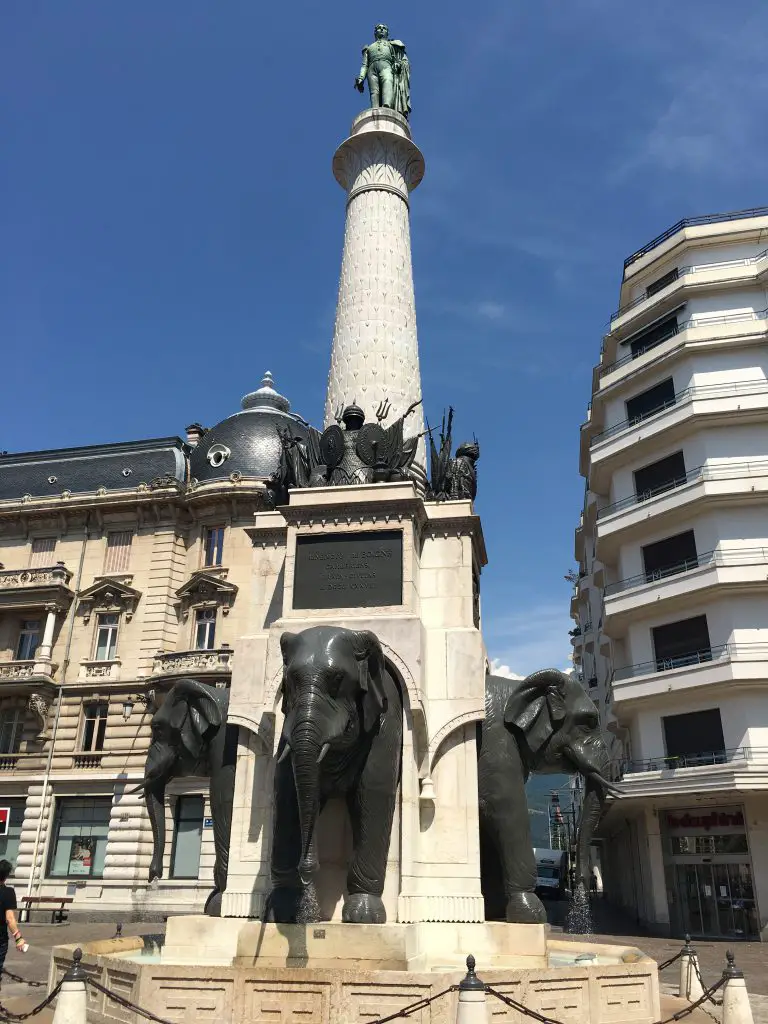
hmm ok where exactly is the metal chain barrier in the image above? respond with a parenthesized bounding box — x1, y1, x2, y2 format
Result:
(0, 980, 63, 1023)
(0, 971, 44, 990)
(657, 950, 683, 972)
(693, 957, 724, 1006)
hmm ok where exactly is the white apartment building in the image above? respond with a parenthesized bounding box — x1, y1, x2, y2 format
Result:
(574, 207, 768, 942)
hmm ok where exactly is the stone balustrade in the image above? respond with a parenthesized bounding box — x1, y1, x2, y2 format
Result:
(0, 660, 36, 680)
(79, 660, 121, 681)
(152, 647, 233, 679)
(0, 563, 72, 589)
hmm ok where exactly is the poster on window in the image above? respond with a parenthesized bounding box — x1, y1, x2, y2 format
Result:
(0, 809, 9, 837)
(68, 837, 95, 876)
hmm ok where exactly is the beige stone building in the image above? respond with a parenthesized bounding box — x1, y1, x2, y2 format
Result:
(0, 373, 309, 918)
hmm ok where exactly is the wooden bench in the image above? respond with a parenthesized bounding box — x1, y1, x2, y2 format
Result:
(19, 896, 73, 924)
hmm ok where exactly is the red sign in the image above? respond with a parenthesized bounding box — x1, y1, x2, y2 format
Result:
(666, 810, 744, 832)
(0, 809, 9, 837)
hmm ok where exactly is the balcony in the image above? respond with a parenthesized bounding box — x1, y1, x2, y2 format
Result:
(623, 206, 768, 271)
(603, 548, 768, 631)
(78, 660, 121, 682)
(613, 746, 768, 799)
(0, 563, 74, 609)
(0, 659, 57, 694)
(591, 378, 768, 449)
(609, 247, 768, 327)
(611, 642, 768, 705)
(598, 307, 768, 383)
(595, 462, 768, 559)
(152, 646, 233, 683)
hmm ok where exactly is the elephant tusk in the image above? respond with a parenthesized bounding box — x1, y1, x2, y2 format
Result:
(277, 743, 292, 764)
(316, 742, 330, 764)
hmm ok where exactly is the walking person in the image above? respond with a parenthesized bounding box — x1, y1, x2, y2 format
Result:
(0, 860, 27, 984)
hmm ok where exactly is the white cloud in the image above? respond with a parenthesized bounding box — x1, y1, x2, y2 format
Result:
(484, 601, 573, 679)
(476, 301, 505, 321)
(489, 660, 524, 680)
(610, 15, 768, 182)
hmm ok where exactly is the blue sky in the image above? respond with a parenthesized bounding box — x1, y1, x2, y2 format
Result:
(4, 1, 768, 675)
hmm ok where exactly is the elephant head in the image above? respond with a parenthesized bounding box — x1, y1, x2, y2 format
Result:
(504, 668, 620, 887)
(141, 678, 223, 882)
(277, 625, 387, 885)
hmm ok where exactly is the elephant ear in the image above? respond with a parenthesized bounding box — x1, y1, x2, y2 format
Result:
(503, 669, 569, 754)
(350, 630, 388, 733)
(168, 678, 223, 761)
(278, 631, 300, 714)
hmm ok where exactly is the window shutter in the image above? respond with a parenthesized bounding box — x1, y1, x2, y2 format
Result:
(30, 537, 56, 568)
(104, 531, 133, 573)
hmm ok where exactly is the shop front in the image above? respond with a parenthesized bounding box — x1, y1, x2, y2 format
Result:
(662, 806, 759, 940)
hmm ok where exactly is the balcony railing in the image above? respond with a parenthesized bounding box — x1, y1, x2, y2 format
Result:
(0, 749, 142, 773)
(0, 661, 37, 681)
(604, 546, 768, 597)
(597, 460, 768, 519)
(613, 642, 768, 682)
(599, 307, 768, 378)
(0, 563, 72, 590)
(618, 746, 768, 776)
(623, 206, 768, 270)
(592, 379, 768, 445)
(152, 647, 233, 678)
(610, 248, 768, 323)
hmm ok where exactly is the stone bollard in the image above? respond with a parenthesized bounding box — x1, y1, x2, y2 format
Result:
(456, 955, 488, 1024)
(679, 934, 704, 1003)
(52, 947, 87, 1024)
(722, 951, 754, 1024)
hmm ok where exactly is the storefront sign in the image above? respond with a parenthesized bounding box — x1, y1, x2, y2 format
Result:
(0, 809, 9, 837)
(665, 809, 744, 832)
(203, 817, 213, 829)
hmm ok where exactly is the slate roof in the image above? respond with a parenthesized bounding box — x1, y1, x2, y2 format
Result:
(0, 437, 188, 501)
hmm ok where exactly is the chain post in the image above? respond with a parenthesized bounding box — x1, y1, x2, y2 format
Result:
(721, 950, 754, 1024)
(52, 948, 87, 1024)
(456, 955, 488, 1024)
(678, 933, 703, 1003)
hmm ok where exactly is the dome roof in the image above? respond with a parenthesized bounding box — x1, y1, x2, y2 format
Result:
(189, 372, 309, 483)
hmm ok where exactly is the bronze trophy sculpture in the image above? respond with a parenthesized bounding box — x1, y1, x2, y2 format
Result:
(355, 24, 411, 118)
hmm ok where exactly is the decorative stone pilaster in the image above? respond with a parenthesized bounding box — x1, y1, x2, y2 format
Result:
(325, 108, 426, 473)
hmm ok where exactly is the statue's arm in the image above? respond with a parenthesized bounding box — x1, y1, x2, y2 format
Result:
(357, 45, 369, 82)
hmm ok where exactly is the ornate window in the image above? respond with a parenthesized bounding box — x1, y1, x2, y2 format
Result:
(78, 578, 141, 625)
(203, 526, 225, 567)
(195, 608, 216, 650)
(104, 531, 133, 574)
(16, 620, 41, 661)
(94, 614, 119, 661)
(30, 537, 56, 568)
(0, 708, 23, 755)
(81, 702, 108, 752)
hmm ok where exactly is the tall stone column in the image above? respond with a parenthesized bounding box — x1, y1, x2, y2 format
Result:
(325, 108, 427, 473)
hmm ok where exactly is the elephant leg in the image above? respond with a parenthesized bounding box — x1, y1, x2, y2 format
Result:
(343, 719, 401, 924)
(269, 749, 304, 922)
(478, 724, 546, 924)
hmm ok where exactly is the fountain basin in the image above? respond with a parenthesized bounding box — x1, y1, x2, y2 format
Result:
(50, 920, 660, 1024)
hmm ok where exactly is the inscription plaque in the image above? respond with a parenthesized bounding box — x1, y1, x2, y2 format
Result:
(293, 530, 403, 610)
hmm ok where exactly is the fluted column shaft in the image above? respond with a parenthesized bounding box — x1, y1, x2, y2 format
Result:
(325, 109, 426, 467)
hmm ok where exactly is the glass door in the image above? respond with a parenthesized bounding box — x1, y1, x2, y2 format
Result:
(675, 863, 758, 938)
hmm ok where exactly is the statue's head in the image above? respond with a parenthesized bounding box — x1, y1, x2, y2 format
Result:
(374, 24, 389, 39)
(456, 441, 480, 462)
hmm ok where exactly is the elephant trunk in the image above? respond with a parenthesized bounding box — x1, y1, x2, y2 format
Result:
(290, 715, 324, 885)
(145, 781, 166, 882)
(575, 776, 604, 888)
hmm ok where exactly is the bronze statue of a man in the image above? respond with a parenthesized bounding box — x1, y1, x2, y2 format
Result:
(355, 24, 411, 119)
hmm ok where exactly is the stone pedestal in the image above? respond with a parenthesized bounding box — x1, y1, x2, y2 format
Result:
(325, 109, 426, 470)
(222, 482, 487, 923)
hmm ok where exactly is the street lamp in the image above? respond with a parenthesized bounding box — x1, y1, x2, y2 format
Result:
(122, 691, 156, 721)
